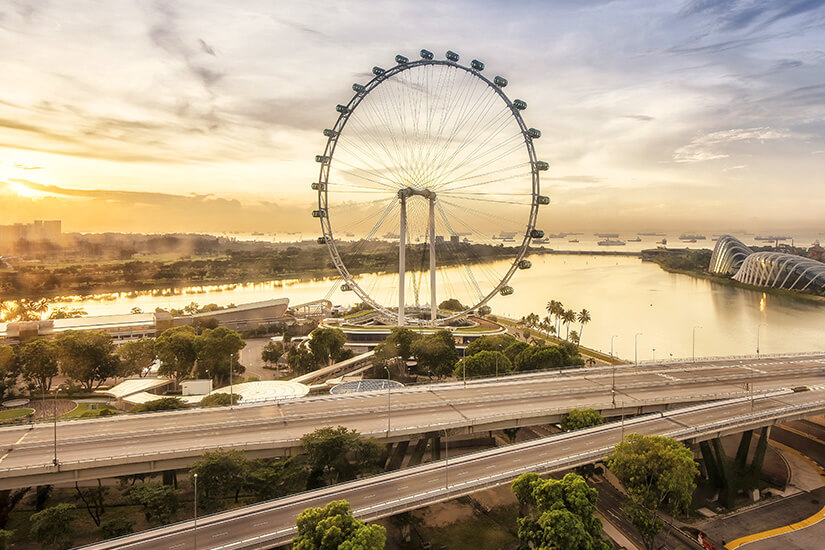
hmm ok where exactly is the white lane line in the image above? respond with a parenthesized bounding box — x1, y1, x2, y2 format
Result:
(0, 431, 31, 464)
(657, 373, 679, 381)
(253, 521, 268, 527)
(169, 544, 185, 549)
(212, 531, 229, 538)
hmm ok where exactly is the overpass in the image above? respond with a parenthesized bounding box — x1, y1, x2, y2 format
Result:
(1, 353, 824, 490)
(78, 388, 825, 550)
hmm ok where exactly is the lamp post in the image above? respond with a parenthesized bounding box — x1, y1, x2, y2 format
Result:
(52, 386, 62, 466)
(229, 353, 234, 410)
(692, 326, 702, 363)
(652, 348, 656, 362)
(462, 347, 466, 387)
(634, 332, 642, 366)
(444, 429, 449, 490)
(754, 323, 767, 412)
(193, 473, 198, 550)
(610, 335, 618, 407)
(384, 365, 391, 437)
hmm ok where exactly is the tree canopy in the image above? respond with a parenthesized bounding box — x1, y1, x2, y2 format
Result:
(0, 345, 16, 401)
(512, 344, 582, 372)
(465, 334, 516, 357)
(294, 499, 386, 550)
(131, 397, 189, 413)
(56, 330, 119, 392)
(454, 350, 511, 379)
(16, 338, 59, 393)
(127, 483, 179, 525)
(511, 472, 611, 550)
(194, 326, 246, 383)
(561, 409, 605, 432)
(29, 503, 77, 550)
(190, 449, 249, 510)
(373, 327, 419, 365)
(117, 338, 156, 378)
(155, 326, 199, 383)
(307, 327, 347, 367)
(301, 426, 383, 487)
(607, 434, 699, 550)
(412, 330, 457, 378)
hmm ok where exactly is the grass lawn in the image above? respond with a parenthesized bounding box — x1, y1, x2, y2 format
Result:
(419, 506, 518, 550)
(60, 403, 120, 419)
(0, 408, 34, 420)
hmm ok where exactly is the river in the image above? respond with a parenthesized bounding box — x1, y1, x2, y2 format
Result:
(26, 254, 825, 362)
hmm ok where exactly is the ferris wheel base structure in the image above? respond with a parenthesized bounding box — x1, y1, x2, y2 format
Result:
(313, 48, 549, 327)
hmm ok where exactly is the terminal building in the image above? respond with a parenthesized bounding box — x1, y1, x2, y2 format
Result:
(0, 298, 290, 345)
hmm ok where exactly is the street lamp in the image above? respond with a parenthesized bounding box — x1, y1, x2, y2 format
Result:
(384, 365, 391, 437)
(652, 348, 656, 362)
(634, 333, 642, 366)
(193, 473, 198, 550)
(756, 323, 768, 356)
(229, 353, 234, 410)
(692, 326, 702, 363)
(443, 429, 449, 490)
(53, 386, 62, 466)
(610, 335, 618, 407)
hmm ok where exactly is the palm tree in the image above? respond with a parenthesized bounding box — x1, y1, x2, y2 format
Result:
(546, 300, 564, 335)
(576, 309, 591, 348)
(562, 309, 577, 340)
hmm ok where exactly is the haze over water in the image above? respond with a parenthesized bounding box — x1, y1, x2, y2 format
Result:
(37, 255, 825, 362)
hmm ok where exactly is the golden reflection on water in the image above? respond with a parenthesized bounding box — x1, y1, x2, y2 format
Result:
(760, 292, 767, 312)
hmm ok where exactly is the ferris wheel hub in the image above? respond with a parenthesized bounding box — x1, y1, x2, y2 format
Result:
(397, 187, 436, 201)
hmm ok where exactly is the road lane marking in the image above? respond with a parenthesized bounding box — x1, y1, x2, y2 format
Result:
(212, 531, 229, 538)
(253, 521, 268, 527)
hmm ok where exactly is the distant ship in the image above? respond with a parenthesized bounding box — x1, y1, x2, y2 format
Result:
(595, 233, 619, 238)
(755, 235, 791, 241)
(546, 233, 568, 239)
(628, 237, 642, 242)
(568, 239, 579, 243)
(657, 238, 668, 245)
(638, 232, 666, 236)
(533, 237, 549, 244)
(598, 239, 626, 246)
(382, 232, 400, 239)
(679, 234, 706, 240)
(493, 232, 518, 240)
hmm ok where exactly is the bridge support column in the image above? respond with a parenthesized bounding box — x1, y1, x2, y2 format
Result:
(699, 441, 722, 489)
(711, 438, 736, 508)
(734, 430, 754, 474)
(386, 440, 410, 471)
(408, 438, 430, 467)
(749, 426, 771, 480)
(430, 435, 441, 461)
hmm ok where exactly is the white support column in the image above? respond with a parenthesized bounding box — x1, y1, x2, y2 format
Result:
(398, 194, 407, 325)
(429, 196, 437, 321)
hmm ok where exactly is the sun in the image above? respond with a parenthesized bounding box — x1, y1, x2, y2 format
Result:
(0, 162, 48, 198)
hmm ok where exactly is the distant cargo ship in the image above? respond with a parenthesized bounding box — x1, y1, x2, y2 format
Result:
(493, 232, 518, 240)
(568, 239, 579, 243)
(546, 233, 568, 239)
(679, 234, 706, 240)
(598, 239, 626, 246)
(628, 237, 642, 242)
(595, 233, 619, 238)
(755, 235, 791, 241)
(657, 238, 668, 245)
(639, 232, 666, 236)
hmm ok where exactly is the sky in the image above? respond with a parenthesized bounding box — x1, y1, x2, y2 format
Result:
(0, 0, 824, 235)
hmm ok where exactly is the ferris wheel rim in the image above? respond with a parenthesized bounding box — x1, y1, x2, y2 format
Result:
(316, 55, 542, 324)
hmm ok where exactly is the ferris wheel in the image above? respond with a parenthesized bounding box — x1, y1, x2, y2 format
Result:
(313, 49, 548, 325)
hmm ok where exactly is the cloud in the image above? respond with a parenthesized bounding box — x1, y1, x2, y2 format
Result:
(198, 38, 216, 56)
(673, 127, 793, 162)
(621, 114, 655, 121)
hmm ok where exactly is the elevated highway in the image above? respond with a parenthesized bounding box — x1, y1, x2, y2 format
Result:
(1, 354, 824, 489)
(79, 388, 825, 550)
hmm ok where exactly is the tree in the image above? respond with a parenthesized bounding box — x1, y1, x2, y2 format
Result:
(0, 529, 13, 550)
(99, 518, 134, 538)
(74, 480, 107, 526)
(562, 309, 577, 340)
(0, 489, 29, 529)
(513, 345, 568, 372)
(118, 338, 156, 378)
(47, 307, 87, 320)
(287, 346, 316, 375)
(29, 503, 77, 550)
(199, 393, 241, 407)
(465, 334, 516, 357)
(294, 500, 386, 550)
(307, 327, 347, 367)
(438, 298, 465, 312)
(155, 326, 198, 384)
(194, 327, 246, 384)
(546, 300, 564, 335)
(503, 340, 529, 363)
(569, 330, 580, 346)
(246, 458, 307, 501)
(562, 408, 604, 432)
(412, 330, 457, 378)
(57, 330, 119, 392)
(301, 426, 383, 487)
(511, 472, 611, 550)
(16, 338, 59, 393)
(454, 350, 511, 379)
(189, 449, 249, 510)
(131, 397, 188, 413)
(373, 328, 419, 366)
(0, 345, 17, 401)
(0, 298, 49, 322)
(577, 309, 591, 347)
(607, 434, 699, 550)
(127, 483, 179, 525)
(261, 341, 284, 365)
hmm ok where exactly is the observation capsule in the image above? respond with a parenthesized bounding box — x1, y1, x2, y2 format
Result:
(471, 59, 485, 71)
(500, 286, 514, 296)
(315, 155, 330, 163)
(323, 129, 338, 138)
(527, 128, 541, 139)
(420, 49, 434, 60)
(312, 209, 327, 218)
(530, 229, 545, 239)
(336, 104, 349, 113)
(311, 182, 325, 191)
(352, 83, 365, 93)
(317, 236, 328, 244)
(518, 259, 532, 270)
(494, 76, 508, 87)
(341, 283, 353, 292)
(536, 195, 550, 205)
(446, 50, 460, 62)
(535, 161, 550, 171)
(395, 54, 409, 64)
(478, 305, 492, 316)
(513, 99, 527, 110)
(372, 66, 386, 76)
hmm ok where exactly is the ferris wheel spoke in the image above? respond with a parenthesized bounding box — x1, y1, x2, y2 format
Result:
(344, 116, 410, 187)
(439, 140, 527, 190)
(437, 161, 531, 192)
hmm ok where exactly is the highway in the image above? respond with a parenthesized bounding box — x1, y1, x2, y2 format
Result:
(1, 354, 825, 489)
(77, 388, 825, 550)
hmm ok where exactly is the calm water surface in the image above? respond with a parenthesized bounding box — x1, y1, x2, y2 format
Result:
(39, 255, 825, 361)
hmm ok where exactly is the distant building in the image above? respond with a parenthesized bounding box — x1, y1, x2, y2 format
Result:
(0, 220, 62, 252)
(450, 235, 460, 244)
(0, 298, 290, 344)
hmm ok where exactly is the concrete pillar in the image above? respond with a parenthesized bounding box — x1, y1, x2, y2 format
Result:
(734, 430, 754, 474)
(386, 440, 410, 471)
(408, 438, 430, 467)
(430, 435, 441, 461)
(712, 437, 735, 507)
(749, 426, 771, 479)
(699, 441, 722, 488)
